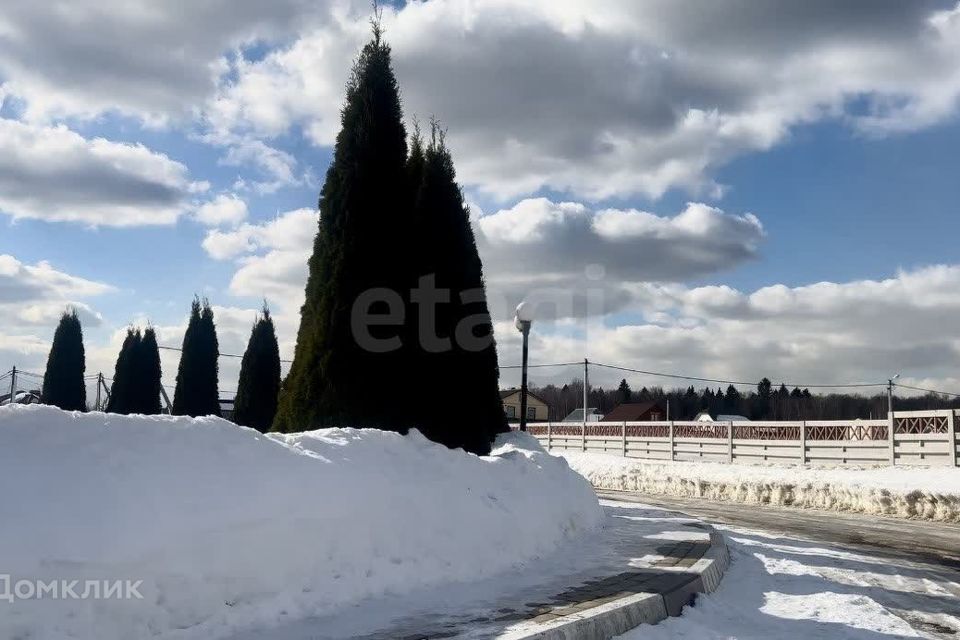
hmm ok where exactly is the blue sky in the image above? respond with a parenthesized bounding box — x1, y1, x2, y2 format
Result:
(3, 0, 960, 396)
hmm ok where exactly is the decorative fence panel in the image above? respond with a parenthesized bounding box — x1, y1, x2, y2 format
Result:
(524, 410, 960, 467)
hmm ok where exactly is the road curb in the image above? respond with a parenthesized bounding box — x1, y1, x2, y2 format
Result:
(503, 529, 730, 640)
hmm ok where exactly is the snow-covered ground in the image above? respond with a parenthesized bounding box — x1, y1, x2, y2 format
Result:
(558, 451, 960, 522)
(0, 404, 603, 640)
(612, 502, 960, 639)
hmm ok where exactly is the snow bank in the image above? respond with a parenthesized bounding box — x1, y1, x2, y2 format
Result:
(0, 404, 602, 640)
(557, 451, 960, 522)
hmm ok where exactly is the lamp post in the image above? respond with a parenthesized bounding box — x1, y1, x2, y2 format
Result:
(515, 302, 534, 432)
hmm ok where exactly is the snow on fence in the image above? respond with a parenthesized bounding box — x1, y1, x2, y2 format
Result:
(527, 409, 960, 467)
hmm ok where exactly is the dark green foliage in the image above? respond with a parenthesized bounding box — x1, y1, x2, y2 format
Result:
(274, 32, 412, 433)
(753, 377, 773, 419)
(274, 31, 505, 454)
(41, 310, 86, 411)
(406, 125, 506, 454)
(172, 298, 221, 417)
(106, 328, 140, 414)
(136, 328, 163, 414)
(106, 327, 163, 415)
(616, 378, 632, 405)
(234, 308, 281, 432)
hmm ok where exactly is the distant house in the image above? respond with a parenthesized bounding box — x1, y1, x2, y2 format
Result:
(563, 408, 604, 422)
(695, 411, 750, 422)
(500, 388, 549, 422)
(219, 397, 235, 421)
(0, 389, 41, 406)
(603, 401, 666, 422)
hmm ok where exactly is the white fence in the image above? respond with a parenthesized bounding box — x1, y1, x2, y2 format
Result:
(527, 410, 960, 467)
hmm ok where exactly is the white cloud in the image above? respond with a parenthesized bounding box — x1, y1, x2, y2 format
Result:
(201, 208, 318, 310)
(0, 254, 113, 389)
(0, 0, 340, 123)
(208, 0, 960, 201)
(0, 119, 204, 226)
(476, 199, 764, 319)
(194, 194, 248, 226)
(496, 264, 960, 396)
(0, 254, 113, 305)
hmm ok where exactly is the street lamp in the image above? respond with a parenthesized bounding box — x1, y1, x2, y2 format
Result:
(515, 302, 534, 432)
(888, 373, 900, 419)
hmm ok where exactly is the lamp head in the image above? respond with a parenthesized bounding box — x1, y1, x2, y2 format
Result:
(515, 301, 534, 324)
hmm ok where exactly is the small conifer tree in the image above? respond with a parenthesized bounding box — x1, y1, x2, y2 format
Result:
(234, 307, 281, 432)
(172, 297, 221, 417)
(41, 310, 87, 410)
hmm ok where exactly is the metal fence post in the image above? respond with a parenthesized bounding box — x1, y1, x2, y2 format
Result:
(727, 421, 734, 463)
(621, 421, 627, 457)
(546, 422, 552, 451)
(948, 411, 957, 468)
(800, 421, 807, 466)
(888, 411, 896, 466)
(669, 421, 675, 461)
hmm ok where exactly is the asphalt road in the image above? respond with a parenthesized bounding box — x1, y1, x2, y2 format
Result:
(597, 490, 960, 569)
(601, 490, 960, 638)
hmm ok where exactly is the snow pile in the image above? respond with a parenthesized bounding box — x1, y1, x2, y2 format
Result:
(0, 404, 602, 640)
(557, 451, 960, 522)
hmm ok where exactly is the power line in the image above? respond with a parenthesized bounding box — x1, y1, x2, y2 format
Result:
(589, 361, 887, 390)
(894, 382, 960, 398)
(500, 361, 581, 370)
(158, 344, 293, 364)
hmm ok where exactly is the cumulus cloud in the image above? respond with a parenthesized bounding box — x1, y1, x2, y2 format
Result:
(201, 207, 318, 308)
(207, 0, 960, 200)
(0, 254, 113, 389)
(475, 199, 764, 319)
(4, 2, 958, 202)
(0, 0, 338, 123)
(0, 119, 205, 226)
(0, 254, 113, 306)
(496, 264, 960, 397)
(194, 194, 249, 226)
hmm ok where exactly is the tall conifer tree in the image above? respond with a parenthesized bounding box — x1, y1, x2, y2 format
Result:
(136, 327, 163, 414)
(173, 297, 221, 417)
(106, 328, 140, 414)
(42, 310, 87, 410)
(107, 327, 162, 415)
(274, 24, 411, 433)
(407, 125, 505, 453)
(234, 307, 281, 432)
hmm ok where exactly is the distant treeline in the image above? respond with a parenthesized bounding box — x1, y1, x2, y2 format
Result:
(531, 377, 960, 421)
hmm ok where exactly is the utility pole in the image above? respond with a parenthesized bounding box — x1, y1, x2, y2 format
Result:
(9, 366, 16, 405)
(95, 372, 103, 411)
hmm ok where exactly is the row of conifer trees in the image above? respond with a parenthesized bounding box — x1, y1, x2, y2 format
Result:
(32, 25, 507, 455)
(37, 299, 281, 433)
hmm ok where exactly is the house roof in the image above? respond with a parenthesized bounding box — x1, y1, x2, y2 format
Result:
(499, 388, 547, 405)
(602, 402, 665, 422)
(562, 408, 602, 422)
(718, 414, 750, 422)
